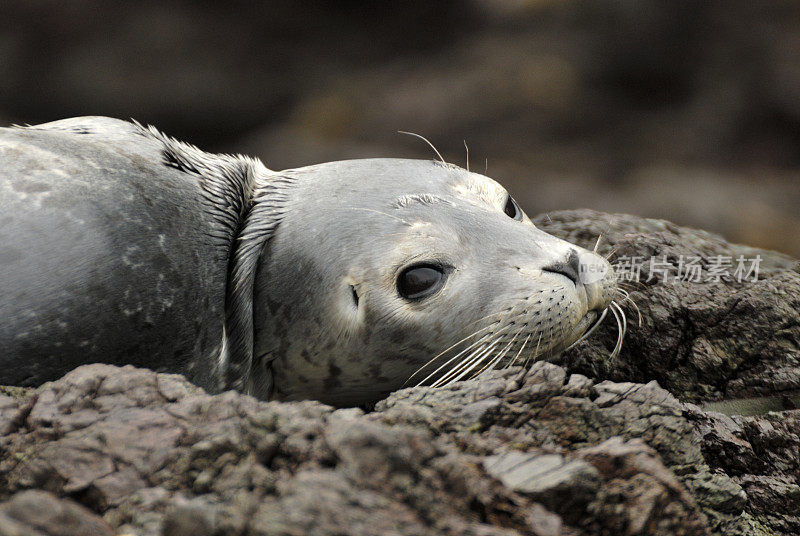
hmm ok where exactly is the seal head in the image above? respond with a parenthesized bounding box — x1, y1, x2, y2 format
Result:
(252, 159, 616, 406)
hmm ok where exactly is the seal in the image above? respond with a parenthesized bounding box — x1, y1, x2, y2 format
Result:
(0, 116, 620, 406)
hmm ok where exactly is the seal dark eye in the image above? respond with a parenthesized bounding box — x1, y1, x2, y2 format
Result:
(504, 196, 522, 220)
(398, 264, 445, 300)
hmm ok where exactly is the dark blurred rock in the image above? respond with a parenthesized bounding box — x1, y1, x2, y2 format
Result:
(0, 0, 478, 147)
(2, 1, 800, 255)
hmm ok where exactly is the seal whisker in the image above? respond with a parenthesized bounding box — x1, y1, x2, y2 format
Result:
(606, 303, 621, 360)
(434, 324, 517, 387)
(502, 337, 526, 369)
(431, 342, 491, 388)
(483, 330, 522, 374)
(406, 311, 516, 386)
(440, 344, 495, 386)
(608, 301, 626, 360)
(604, 246, 621, 261)
(563, 308, 608, 352)
(337, 207, 409, 225)
(398, 131, 446, 165)
(474, 329, 520, 377)
(438, 338, 503, 386)
(615, 289, 643, 327)
(514, 334, 541, 382)
(615, 288, 632, 311)
(442, 307, 536, 383)
(609, 300, 628, 335)
(463, 140, 470, 172)
(410, 309, 522, 387)
(612, 304, 623, 357)
(616, 301, 627, 352)
(412, 333, 493, 387)
(594, 234, 602, 253)
(437, 327, 515, 385)
(506, 334, 532, 371)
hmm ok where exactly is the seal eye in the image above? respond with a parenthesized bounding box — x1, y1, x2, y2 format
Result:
(398, 264, 445, 300)
(504, 196, 522, 220)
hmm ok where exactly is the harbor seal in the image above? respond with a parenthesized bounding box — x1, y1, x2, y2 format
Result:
(0, 116, 620, 406)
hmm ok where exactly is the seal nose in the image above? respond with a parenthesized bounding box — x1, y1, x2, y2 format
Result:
(543, 249, 581, 285)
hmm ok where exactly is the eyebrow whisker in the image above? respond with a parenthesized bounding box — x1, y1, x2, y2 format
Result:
(398, 131, 446, 165)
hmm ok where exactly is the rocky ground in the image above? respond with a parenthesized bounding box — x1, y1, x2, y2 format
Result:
(0, 210, 798, 536)
(536, 210, 800, 405)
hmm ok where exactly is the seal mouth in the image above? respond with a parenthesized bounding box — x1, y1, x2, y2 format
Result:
(406, 296, 631, 389)
(546, 310, 601, 357)
(486, 309, 606, 370)
(572, 310, 600, 340)
(558, 298, 631, 362)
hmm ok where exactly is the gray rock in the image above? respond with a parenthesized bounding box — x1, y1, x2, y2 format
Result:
(0, 362, 714, 536)
(484, 451, 600, 525)
(0, 490, 113, 536)
(537, 210, 800, 404)
(0, 210, 798, 535)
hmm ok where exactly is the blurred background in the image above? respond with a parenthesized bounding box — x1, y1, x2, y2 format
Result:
(2, 0, 798, 255)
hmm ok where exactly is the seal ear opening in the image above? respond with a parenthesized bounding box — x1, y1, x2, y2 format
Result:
(350, 285, 360, 308)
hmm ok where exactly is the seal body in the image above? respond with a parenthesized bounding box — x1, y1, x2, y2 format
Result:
(0, 117, 248, 391)
(0, 117, 617, 406)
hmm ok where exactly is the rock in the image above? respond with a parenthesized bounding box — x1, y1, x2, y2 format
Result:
(537, 210, 800, 404)
(578, 437, 709, 535)
(0, 490, 113, 536)
(0, 210, 798, 535)
(483, 451, 600, 524)
(0, 362, 716, 536)
(691, 408, 800, 535)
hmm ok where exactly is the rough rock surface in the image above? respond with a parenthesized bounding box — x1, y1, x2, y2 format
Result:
(0, 211, 798, 536)
(537, 210, 800, 404)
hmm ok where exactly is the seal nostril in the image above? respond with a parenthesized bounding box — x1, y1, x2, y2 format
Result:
(543, 249, 580, 285)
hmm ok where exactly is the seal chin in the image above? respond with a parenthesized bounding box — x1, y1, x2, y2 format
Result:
(575, 310, 600, 337)
(491, 309, 602, 370)
(549, 309, 600, 359)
